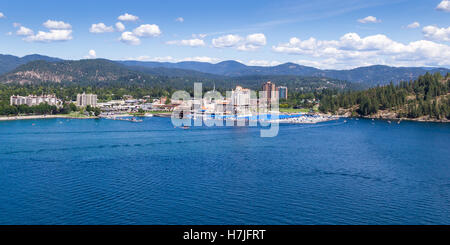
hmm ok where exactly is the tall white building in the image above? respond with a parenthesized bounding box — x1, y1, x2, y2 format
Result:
(231, 86, 252, 114)
(76, 93, 97, 107)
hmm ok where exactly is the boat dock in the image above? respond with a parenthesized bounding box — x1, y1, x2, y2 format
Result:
(104, 117, 143, 123)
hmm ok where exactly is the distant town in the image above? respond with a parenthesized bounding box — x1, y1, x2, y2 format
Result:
(4, 80, 334, 124)
(3, 72, 449, 123)
(9, 81, 289, 115)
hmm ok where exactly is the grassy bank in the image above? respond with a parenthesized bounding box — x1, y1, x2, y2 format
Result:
(0, 112, 98, 121)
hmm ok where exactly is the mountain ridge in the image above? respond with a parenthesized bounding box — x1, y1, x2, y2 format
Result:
(0, 59, 356, 92)
(1, 53, 449, 86)
(115, 60, 450, 85)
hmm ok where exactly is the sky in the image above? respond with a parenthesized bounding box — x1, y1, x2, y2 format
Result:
(0, 0, 449, 69)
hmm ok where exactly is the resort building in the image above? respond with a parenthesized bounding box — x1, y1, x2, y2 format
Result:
(278, 86, 288, 99)
(10, 94, 60, 107)
(261, 81, 279, 108)
(76, 93, 97, 107)
(231, 86, 252, 114)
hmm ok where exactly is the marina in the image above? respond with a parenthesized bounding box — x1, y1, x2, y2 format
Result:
(104, 116, 143, 123)
(187, 113, 337, 124)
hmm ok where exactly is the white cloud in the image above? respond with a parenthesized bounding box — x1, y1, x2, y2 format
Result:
(16, 26, 34, 36)
(212, 33, 266, 51)
(118, 13, 139, 22)
(0, 12, 5, 19)
(24, 29, 73, 42)
(14, 20, 73, 42)
(238, 33, 267, 51)
(89, 23, 114, 33)
(247, 60, 281, 66)
(85, 49, 97, 59)
(193, 33, 207, 39)
(436, 0, 450, 12)
(119, 24, 161, 45)
(273, 33, 450, 69)
(124, 55, 153, 61)
(115, 22, 125, 32)
(124, 56, 220, 63)
(133, 24, 161, 37)
(119, 31, 141, 45)
(179, 56, 220, 63)
(246, 33, 267, 46)
(43, 20, 72, 29)
(166, 38, 205, 47)
(358, 16, 381, 24)
(423, 25, 450, 41)
(149, 56, 174, 62)
(237, 44, 260, 51)
(407, 22, 420, 29)
(212, 34, 243, 48)
(175, 17, 184, 23)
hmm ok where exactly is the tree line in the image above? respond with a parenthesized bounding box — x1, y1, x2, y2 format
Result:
(318, 72, 450, 120)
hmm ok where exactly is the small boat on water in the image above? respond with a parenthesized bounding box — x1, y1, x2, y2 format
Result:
(182, 126, 190, 129)
(130, 117, 143, 123)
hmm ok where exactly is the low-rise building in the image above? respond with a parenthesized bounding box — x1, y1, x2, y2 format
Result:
(10, 94, 60, 107)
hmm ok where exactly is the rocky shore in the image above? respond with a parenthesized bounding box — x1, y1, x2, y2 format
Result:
(338, 110, 449, 123)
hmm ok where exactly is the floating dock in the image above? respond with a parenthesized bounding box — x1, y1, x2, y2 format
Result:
(105, 117, 143, 123)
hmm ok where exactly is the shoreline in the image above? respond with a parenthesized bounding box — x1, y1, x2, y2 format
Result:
(0, 114, 99, 121)
(353, 115, 449, 123)
(333, 109, 449, 123)
(1, 113, 448, 124)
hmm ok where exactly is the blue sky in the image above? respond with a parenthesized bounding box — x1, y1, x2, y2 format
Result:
(0, 0, 449, 69)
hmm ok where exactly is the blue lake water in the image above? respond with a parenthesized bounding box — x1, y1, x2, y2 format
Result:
(0, 117, 449, 225)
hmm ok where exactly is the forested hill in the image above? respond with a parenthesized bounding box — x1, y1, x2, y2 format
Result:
(1, 54, 449, 86)
(0, 59, 356, 92)
(319, 72, 450, 121)
(119, 60, 450, 85)
(0, 54, 62, 75)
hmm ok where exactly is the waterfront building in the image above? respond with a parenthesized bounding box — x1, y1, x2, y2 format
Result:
(261, 81, 279, 107)
(278, 86, 288, 99)
(76, 93, 97, 107)
(230, 86, 253, 114)
(10, 94, 60, 107)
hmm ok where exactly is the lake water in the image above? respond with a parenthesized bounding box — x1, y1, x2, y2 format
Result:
(0, 117, 449, 224)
